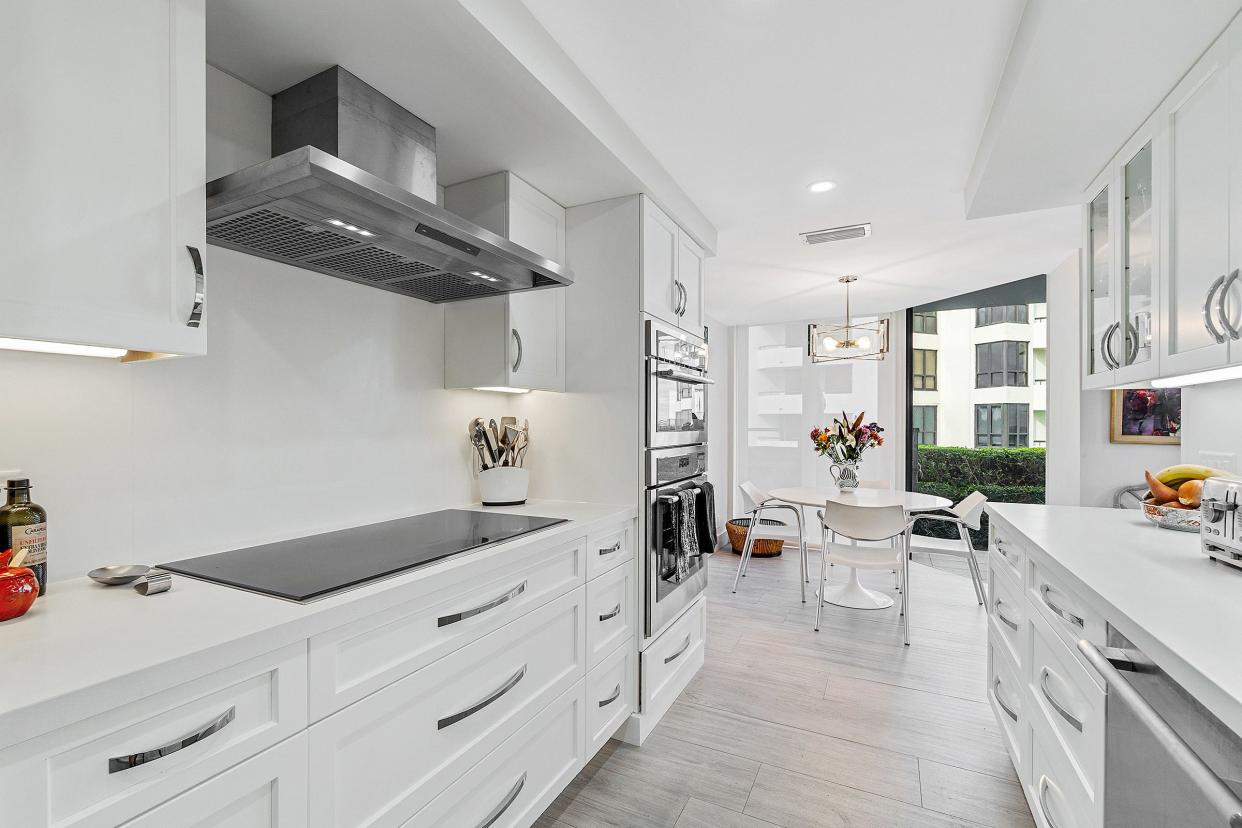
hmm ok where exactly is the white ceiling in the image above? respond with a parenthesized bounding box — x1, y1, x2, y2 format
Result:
(519, 0, 1237, 325)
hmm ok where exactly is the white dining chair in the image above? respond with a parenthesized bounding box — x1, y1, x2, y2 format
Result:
(826, 479, 892, 571)
(816, 500, 913, 644)
(733, 481, 808, 602)
(907, 491, 988, 605)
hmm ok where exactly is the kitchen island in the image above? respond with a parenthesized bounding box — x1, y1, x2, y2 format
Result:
(0, 499, 643, 828)
(984, 502, 1242, 828)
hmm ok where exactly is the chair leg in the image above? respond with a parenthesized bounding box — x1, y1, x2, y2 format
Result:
(793, 507, 806, 604)
(902, 527, 912, 645)
(732, 513, 757, 593)
(814, 529, 828, 632)
(959, 524, 985, 605)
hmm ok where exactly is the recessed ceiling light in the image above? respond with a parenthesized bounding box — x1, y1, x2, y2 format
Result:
(808, 180, 836, 193)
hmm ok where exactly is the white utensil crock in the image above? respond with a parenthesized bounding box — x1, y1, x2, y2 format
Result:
(478, 467, 529, 506)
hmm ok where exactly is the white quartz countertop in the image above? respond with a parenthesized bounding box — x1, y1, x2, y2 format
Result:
(0, 499, 636, 750)
(987, 503, 1242, 735)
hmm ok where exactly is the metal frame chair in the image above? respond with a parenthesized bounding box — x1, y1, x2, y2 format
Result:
(908, 491, 988, 605)
(732, 481, 808, 603)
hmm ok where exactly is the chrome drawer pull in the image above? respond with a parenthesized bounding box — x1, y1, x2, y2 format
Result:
(438, 581, 527, 627)
(1221, 269, 1241, 340)
(993, 598, 1020, 631)
(993, 677, 1018, 722)
(477, 772, 526, 828)
(438, 665, 527, 730)
(185, 245, 205, 328)
(1040, 667, 1083, 732)
(599, 540, 622, 556)
(599, 603, 622, 622)
(108, 706, 235, 773)
(1037, 775, 1062, 828)
(1206, 274, 1228, 343)
(994, 541, 1012, 561)
(1040, 583, 1084, 628)
(511, 328, 523, 372)
(599, 684, 622, 708)
(664, 635, 692, 665)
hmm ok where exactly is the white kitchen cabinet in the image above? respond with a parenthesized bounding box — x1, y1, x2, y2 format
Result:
(121, 734, 308, 828)
(642, 197, 707, 337)
(1081, 172, 1118, 389)
(0, 0, 207, 358)
(444, 172, 566, 391)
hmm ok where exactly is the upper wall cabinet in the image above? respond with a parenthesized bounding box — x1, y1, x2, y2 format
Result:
(1082, 12, 1242, 387)
(0, 0, 207, 358)
(642, 198, 705, 338)
(443, 173, 566, 392)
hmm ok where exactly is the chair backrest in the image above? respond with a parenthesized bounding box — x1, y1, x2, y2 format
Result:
(951, 491, 988, 530)
(822, 500, 908, 542)
(739, 481, 770, 509)
(858, 479, 891, 490)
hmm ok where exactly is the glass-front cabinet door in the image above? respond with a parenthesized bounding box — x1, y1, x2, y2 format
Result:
(1084, 181, 1116, 385)
(1118, 141, 1155, 377)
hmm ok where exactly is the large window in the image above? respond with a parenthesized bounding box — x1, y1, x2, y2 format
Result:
(912, 405, 937, 446)
(975, 403, 1030, 447)
(913, 348, 938, 390)
(975, 304, 1029, 326)
(912, 311, 938, 334)
(976, 341, 1028, 387)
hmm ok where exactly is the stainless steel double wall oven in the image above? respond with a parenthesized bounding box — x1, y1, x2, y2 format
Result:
(644, 318, 711, 639)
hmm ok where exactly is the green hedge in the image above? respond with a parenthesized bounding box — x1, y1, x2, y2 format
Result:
(913, 446, 1046, 547)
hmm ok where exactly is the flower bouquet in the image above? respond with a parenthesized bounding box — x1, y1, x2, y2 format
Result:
(809, 412, 885, 489)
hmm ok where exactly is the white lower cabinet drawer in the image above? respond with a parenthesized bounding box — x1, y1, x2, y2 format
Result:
(586, 521, 633, 581)
(1028, 559, 1107, 680)
(586, 561, 634, 670)
(121, 732, 308, 827)
(585, 639, 635, 756)
(307, 586, 586, 827)
(308, 534, 585, 720)
(403, 681, 586, 828)
(641, 596, 705, 722)
(0, 643, 307, 828)
(987, 634, 1026, 782)
(1031, 726, 1099, 828)
(1029, 608, 1105, 802)
(990, 524, 1026, 586)
(989, 562, 1026, 672)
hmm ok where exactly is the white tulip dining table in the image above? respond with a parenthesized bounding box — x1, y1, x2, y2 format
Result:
(768, 486, 952, 610)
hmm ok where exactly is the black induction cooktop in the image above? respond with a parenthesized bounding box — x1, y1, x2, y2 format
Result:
(159, 509, 567, 602)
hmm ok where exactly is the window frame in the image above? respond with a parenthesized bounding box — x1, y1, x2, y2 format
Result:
(912, 311, 938, 334)
(912, 405, 937, 446)
(912, 348, 938, 391)
(975, 304, 1030, 327)
(975, 340, 1029, 388)
(974, 403, 1030, 447)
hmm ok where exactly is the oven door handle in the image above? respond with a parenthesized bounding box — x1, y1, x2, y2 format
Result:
(1079, 641, 1242, 827)
(652, 368, 715, 385)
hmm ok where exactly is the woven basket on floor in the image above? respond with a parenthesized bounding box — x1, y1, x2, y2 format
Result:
(726, 517, 786, 557)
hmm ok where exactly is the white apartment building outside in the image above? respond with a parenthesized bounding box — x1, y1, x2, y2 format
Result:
(911, 303, 1048, 449)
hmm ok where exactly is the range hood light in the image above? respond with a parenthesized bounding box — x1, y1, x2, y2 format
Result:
(324, 218, 376, 237)
(469, 270, 500, 283)
(472, 386, 531, 394)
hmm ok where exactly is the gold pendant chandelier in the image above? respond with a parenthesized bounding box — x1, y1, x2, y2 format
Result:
(807, 275, 889, 362)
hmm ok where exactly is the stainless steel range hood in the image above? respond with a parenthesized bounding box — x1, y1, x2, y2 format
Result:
(206, 67, 572, 303)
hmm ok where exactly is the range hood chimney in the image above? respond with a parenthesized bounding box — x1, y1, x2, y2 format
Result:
(206, 66, 571, 303)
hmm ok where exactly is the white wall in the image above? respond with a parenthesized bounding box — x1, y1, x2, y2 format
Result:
(705, 315, 732, 537)
(1045, 252, 1082, 505)
(1182, 379, 1242, 474)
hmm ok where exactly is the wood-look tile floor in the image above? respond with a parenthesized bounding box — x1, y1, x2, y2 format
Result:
(537, 545, 1034, 828)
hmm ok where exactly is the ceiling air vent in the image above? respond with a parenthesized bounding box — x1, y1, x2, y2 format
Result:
(799, 223, 872, 245)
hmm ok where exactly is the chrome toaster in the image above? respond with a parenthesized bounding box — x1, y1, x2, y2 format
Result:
(1201, 476, 1242, 569)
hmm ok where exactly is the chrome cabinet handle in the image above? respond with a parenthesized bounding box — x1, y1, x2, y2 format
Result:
(511, 328, 523, 372)
(1080, 641, 1242, 826)
(992, 677, 1018, 722)
(679, 281, 688, 316)
(599, 603, 622, 622)
(185, 245, 205, 328)
(994, 540, 1013, 561)
(599, 540, 622, 556)
(1101, 322, 1120, 369)
(674, 281, 686, 316)
(663, 634, 692, 665)
(1220, 269, 1241, 340)
(1037, 775, 1062, 828)
(1206, 274, 1228, 344)
(438, 664, 526, 729)
(1040, 667, 1083, 732)
(476, 772, 526, 828)
(438, 581, 527, 628)
(993, 598, 1019, 632)
(108, 706, 234, 773)
(598, 683, 622, 708)
(1124, 319, 1139, 364)
(1040, 583, 1084, 628)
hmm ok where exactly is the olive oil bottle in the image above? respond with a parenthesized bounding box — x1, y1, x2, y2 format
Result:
(1, 479, 47, 595)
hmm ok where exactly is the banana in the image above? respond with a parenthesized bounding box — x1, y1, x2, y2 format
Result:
(1155, 464, 1231, 486)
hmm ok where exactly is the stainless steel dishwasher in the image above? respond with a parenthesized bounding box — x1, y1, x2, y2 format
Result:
(1080, 628, 1242, 827)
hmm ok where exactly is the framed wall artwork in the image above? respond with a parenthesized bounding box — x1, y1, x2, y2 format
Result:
(1110, 388, 1181, 445)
